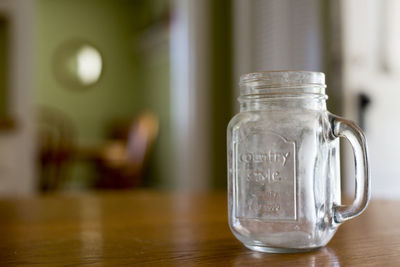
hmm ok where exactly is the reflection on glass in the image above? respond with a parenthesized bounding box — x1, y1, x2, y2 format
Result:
(77, 45, 102, 85)
(53, 41, 103, 90)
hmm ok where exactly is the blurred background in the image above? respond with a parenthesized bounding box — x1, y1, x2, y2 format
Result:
(0, 0, 398, 198)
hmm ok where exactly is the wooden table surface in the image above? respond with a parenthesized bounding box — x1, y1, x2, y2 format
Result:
(0, 191, 399, 266)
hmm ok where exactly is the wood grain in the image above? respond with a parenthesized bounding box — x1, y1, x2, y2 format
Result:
(0, 191, 399, 266)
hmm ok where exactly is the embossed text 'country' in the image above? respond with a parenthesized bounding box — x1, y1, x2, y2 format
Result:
(239, 151, 290, 166)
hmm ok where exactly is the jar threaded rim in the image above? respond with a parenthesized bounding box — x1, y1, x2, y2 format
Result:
(239, 71, 326, 97)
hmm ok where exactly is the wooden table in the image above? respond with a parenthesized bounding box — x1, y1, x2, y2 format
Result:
(0, 191, 399, 266)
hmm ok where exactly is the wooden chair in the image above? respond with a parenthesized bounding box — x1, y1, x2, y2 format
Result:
(95, 111, 159, 188)
(37, 106, 75, 192)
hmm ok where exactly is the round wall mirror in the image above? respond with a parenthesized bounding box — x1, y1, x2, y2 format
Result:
(53, 40, 103, 90)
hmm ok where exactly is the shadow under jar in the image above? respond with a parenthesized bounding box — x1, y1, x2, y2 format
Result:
(227, 71, 370, 253)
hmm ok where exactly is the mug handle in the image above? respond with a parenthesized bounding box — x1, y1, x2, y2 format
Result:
(329, 114, 371, 223)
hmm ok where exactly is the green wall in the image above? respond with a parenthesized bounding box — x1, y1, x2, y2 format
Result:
(141, 46, 171, 188)
(210, 0, 233, 189)
(35, 0, 171, 188)
(35, 0, 143, 144)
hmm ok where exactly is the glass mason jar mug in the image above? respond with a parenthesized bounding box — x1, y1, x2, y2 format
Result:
(227, 71, 370, 253)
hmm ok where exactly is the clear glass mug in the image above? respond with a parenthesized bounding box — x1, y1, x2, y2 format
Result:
(227, 71, 370, 253)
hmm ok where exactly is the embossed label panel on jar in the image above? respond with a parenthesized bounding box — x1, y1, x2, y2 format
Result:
(236, 130, 296, 220)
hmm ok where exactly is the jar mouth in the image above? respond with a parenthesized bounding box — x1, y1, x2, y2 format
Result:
(239, 70, 326, 97)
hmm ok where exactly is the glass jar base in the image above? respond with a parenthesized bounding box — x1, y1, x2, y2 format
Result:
(244, 244, 321, 253)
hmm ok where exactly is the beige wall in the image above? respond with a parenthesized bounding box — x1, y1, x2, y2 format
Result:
(0, 0, 36, 196)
